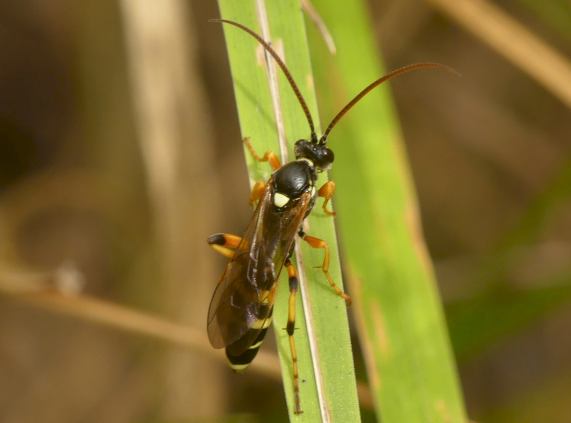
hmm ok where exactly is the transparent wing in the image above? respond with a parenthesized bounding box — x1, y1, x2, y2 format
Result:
(207, 181, 311, 351)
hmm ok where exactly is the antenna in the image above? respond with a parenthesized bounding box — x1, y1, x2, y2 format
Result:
(212, 20, 457, 146)
(211, 19, 317, 141)
(320, 63, 457, 144)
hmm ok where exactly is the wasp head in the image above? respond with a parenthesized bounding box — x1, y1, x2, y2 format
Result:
(294, 139, 334, 171)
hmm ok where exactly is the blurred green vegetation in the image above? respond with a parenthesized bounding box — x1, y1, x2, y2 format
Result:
(308, 0, 465, 421)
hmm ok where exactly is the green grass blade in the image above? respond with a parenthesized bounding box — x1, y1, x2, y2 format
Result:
(307, 0, 467, 421)
(216, 1, 360, 420)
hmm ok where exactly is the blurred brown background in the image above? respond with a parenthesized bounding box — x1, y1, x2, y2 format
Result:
(0, 0, 570, 422)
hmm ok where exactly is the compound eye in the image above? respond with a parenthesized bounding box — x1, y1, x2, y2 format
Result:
(324, 148, 334, 163)
(316, 148, 334, 169)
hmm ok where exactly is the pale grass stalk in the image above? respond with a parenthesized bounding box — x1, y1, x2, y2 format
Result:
(0, 271, 373, 408)
(0, 274, 280, 379)
(120, 0, 223, 416)
(427, 0, 571, 109)
(301, 0, 337, 54)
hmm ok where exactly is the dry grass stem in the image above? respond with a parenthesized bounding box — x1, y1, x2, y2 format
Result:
(120, 1, 223, 415)
(0, 276, 281, 380)
(301, 0, 337, 54)
(0, 268, 377, 408)
(427, 0, 571, 109)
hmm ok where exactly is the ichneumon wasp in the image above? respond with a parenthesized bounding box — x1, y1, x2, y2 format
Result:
(207, 18, 449, 414)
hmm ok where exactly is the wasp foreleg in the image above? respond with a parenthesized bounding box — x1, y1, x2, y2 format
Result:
(207, 233, 242, 259)
(317, 180, 336, 216)
(285, 258, 303, 414)
(302, 235, 352, 305)
(244, 137, 281, 171)
(250, 181, 266, 206)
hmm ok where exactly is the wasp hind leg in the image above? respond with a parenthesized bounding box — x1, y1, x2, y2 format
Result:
(207, 233, 242, 259)
(285, 259, 303, 414)
(302, 234, 352, 305)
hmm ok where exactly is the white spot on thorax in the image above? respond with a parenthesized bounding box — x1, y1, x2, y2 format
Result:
(274, 192, 290, 208)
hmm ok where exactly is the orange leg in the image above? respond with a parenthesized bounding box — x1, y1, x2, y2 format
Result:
(302, 235, 352, 305)
(244, 137, 281, 171)
(207, 233, 242, 259)
(285, 259, 303, 414)
(250, 181, 266, 206)
(317, 180, 336, 216)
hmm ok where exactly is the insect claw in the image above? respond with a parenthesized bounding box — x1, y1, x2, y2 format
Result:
(343, 295, 353, 307)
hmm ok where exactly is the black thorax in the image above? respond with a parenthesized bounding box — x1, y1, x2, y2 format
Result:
(272, 160, 316, 200)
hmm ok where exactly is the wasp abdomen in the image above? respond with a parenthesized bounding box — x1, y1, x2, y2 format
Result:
(226, 324, 271, 371)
